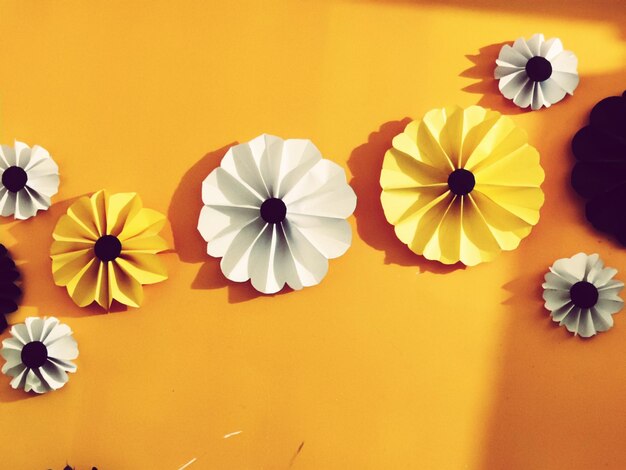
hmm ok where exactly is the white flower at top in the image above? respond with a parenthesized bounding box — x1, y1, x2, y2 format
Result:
(495, 33, 579, 110)
(542, 253, 624, 338)
(1, 317, 78, 393)
(0, 141, 60, 219)
(198, 134, 357, 294)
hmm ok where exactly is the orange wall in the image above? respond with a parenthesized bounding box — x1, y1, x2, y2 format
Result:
(1, 1, 625, 469)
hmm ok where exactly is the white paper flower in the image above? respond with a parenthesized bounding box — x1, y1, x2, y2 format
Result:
(1, 317, 78, 393)
(198, 134, 357, 294)
(542, 253, 624, 338)
(495, 33, 579, 110)
(0, 141, 60, 219)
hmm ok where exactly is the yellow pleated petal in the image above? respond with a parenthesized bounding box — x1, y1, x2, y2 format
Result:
(95, 262, 110, 308)
(379, 105, 544, 266)
(52, 212, 98, 243)
(105, 192, 141, 236)
(51, 249, 93, 286)
(474, 185, 544, 225)
(65, 258, 101, 307)
(474, 145, 544, 187)
(116, 253, 168, 285)
(109, 262, 144, 308)
(121, 234, 169, 253)
(118, 208, 167, 243)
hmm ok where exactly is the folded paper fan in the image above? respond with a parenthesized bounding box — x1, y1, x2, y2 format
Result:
(380, 105, 545, 266)
(0, 244, 22, 333)
(495, 33, 579, 110)
(51, 190, 168, 309)
(198, 134, 357, 294)
(571, 91, 626, 244)
(1, 316, 78, 393)
(0, 141, 60, 219)
(542, 253, 624, 338)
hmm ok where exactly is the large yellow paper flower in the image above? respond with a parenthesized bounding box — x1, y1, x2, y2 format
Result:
(380, 105, 545, 266)
(51, 190, 168, 308)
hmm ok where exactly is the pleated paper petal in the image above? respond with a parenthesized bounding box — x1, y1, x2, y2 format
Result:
(380, 105, 545, 266)
(542, 253, 624, 338)
(51, 190, 168, 309)
(571, 91, 626, 245)
(197, 134, 357, 294)
(1, 316, 78, 393)
(495, 33, 579, 110)
(0, 141, 60, 219)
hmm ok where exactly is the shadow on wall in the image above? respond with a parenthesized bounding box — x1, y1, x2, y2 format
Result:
(167, 143, 293, 303)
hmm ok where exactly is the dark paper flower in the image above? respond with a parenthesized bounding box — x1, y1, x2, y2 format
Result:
(571, 91, 626, 244)
(0, 244, 21, 332)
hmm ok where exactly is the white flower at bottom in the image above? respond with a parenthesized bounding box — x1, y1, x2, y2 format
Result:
(0, 141, 60, 219)
(495, 33, 579, 110)
(542, 253, 624, 338)
(1, 317, 78, 393)
(198, 134, 357, 294)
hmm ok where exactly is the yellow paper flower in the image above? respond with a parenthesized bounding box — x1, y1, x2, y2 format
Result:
(51, 190, 168, 309)
(380, 105, 545, 266)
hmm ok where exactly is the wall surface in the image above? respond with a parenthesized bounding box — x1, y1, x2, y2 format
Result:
(1, 0, 625, 469)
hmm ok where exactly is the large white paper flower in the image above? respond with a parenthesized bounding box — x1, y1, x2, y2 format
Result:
(1, 317, 78, 393)
(198, 134, 357, 294)
(542, 253, 624, 338)
(0, 141, 60, 219)
(495, 33, 579, 110)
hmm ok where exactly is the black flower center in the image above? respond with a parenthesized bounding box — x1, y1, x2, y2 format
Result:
(94, 235, 122, 262)
(260, 198, 287, 224)
(21, 341, 48, 369)
(569, 281, 599, 309)
(1, 166, 28, 193)
(525, 56, 552, 82)
(448, 168, 475, 196)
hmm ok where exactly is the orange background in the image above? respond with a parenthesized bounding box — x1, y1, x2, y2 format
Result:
(1, 1, 626, 469)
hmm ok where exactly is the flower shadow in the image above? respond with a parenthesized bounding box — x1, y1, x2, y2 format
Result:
(168, 144, 294, 303)
(460, 41, 528, 115)
(347, 119, 465, 274)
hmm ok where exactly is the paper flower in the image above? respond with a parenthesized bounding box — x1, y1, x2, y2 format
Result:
(542, 253, 624, 337)
(198, 134, 357, 294)
(380, 105, 545, 266)
(0, 244, 21, 333)
(51, 190, 168, 309)
(1, 316, 78, 393)
(571, 91, 626, 244)
(495, 33, 579, 110)
(0, 141, 60, 219)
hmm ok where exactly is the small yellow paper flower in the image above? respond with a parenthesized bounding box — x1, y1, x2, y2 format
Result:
(51, 190, 168, 309)
(380, 105, 545, 266)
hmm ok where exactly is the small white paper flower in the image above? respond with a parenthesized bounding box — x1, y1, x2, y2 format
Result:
(495, 33, 579, 110)
(198, 134, 357, 294)
(0, 141, 60, 219)
(542, 253, 624, 338)
(1, 317, 78, 393)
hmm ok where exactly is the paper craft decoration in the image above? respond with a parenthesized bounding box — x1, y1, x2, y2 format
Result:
(1, 316, 78, 393)
(51, 190, 168, 309)
(571, 91, 626, 244)
(0, 141, 59, 219)
(380, 105, 545, 266)
(0, 244, 21, 333)
(542, 253, 624, 338)
(495, 33, 579, 110)
(198, 134, 357, 294)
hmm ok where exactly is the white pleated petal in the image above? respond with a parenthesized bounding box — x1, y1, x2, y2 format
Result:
(1, 316, 78, 394)
(544, 253, 624, 337)
(0, 141, 59, 219)
(495, 34, 578, 110)
(198, 135, 355, 294)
